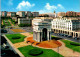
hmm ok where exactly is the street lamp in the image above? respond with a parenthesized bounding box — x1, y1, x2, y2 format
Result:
(57, 46, 59, 57)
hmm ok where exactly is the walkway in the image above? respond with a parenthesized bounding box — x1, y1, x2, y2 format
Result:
(13, 32, 33, 48)
(8, 19, 14, 26)
(52, 40, 80, 57)
(2, 20, 3, 25)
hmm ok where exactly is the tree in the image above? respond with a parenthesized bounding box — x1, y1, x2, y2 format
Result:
(44, 14, 49, 17)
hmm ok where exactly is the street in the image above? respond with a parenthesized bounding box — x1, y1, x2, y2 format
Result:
(51, 33, 80, 43)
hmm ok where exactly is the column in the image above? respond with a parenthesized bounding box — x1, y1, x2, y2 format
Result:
(78, 33, 80, 38)
(37, 32, 40, 42)
(73, 32, 75, 38)
(69, 32, 71, 36)
(47, 30, 49, 41)
(50, 31, 51, 40)
(41, 30, 42, 41)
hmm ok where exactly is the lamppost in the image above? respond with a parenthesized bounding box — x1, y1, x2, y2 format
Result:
(57, 46, 59, 57)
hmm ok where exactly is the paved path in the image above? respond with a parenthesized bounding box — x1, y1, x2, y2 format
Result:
(2, 20, 3, 25)
(52, 40, 80, 57)
(8, 19, 14, 26)
(13, 32, 33, 48)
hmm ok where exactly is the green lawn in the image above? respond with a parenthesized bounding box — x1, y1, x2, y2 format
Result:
(10, 19, 15, 25)
(61, 40, 80, 52)
(3, 19, 11, 26)
(18, 45, 63, 57)
(30, 32, 33, 34)
(3, 20, 6, 25)
(51, 35, 61, 40)
(51, 35, 57, 38)
(6, 34, 26, 44)
(7, 20, 11, 26)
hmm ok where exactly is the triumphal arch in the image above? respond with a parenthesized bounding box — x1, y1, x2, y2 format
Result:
(33, 17, 52, 42)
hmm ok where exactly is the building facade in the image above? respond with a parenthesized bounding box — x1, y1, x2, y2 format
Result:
(7, 12, 16, 17)
(32, 12, 39, 17)
(16, 11, 25, 17)
(25, 11, 32, 17)
(66, 11, 77, 17)
(1, 11, 7, 17)
(77, 12, 80, 16)
(18, 17, 32, 25)
(32, 17, 53, 26)
(52, 18, 80, 38)
(33, 18, 52, 42)
(57, 12, 66, 17)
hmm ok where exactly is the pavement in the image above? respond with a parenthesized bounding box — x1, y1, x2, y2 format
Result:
(52, 40, 80, 57)
(1, 27, 33, 35)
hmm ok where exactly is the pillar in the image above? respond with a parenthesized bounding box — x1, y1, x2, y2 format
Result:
(47, 30, 49, 41)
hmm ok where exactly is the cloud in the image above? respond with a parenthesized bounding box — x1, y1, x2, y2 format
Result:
(39, 3, 57, 14)
(45, 3, 57, 10)
(16, 1, 35, 10)
(57, 4, 64, 9)
(8, 0, 13, 5)
(39, 3, 65, 14)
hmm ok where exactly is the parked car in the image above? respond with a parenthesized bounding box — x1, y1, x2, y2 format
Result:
(57, 33, 61, 35)
(58, 33, 64, 36)
(1, 29, 7, 33)
(67, 36, 72, 38)
(1, 36, 7, 45)
(74, 37, 80, 40)
(77, 38, 80, 40)
(63, 34, 68, 37)
(10, 27, 13, 29)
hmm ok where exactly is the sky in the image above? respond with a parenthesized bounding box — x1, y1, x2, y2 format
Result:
(1, 0, 80, 13)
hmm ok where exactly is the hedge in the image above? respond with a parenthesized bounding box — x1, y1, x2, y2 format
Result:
(12, 36, 21, 39)
(28, 48, 43, 56)
(18, 24, 31, 27)
(70, 42, 80, 46)
(1, 24, 5, 28)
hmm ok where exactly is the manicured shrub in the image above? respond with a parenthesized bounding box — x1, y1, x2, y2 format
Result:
(70, 42, 80, 46)
(18, 24, 31, 27)
(28, 48, 43, 56)
(12, 36, 21, 39)
(1, 24, 5, 28)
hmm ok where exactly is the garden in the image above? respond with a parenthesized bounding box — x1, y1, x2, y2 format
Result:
(2, 19, 11, 26)
(6, 34, 26, 44)
(11, 29, 26, 33)
(30, 32, 33, 34)
(18, 45, 63, 57)
(61, 40, 80, 52)
(18, 24, 31, 27)
(10, 18, 16, 25)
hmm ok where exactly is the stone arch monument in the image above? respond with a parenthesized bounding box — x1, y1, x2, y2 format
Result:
(33, 19, 51, 42)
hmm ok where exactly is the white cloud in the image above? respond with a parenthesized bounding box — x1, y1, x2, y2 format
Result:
(39, 3, 65, 14)
(57, 4, 64, 9)
(8, 0, 13, 5)
(39, 10, 46, 13)
(16, 1, 35, 10)
(45, 3, 57, 10)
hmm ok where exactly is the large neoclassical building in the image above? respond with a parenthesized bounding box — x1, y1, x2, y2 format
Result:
(52, 18, 80, 38)
(32, 17, 52, 42)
